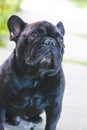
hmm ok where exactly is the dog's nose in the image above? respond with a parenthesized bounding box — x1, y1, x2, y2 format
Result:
(44, 39, 55, 46)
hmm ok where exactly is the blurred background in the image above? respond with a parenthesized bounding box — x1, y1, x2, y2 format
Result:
(0, 0, 87, 130)
(0, 0, 87, 63)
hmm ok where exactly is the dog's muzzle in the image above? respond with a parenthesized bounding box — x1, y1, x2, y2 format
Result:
(40, 38, 57, 68)
(24, 37, 59, 70)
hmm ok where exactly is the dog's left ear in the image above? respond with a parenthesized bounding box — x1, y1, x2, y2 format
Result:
(7, 15, 26, 42)
(57, 22, 65, 57)
(57, 22, 65, 36)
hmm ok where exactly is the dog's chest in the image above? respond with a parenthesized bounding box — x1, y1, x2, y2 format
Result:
(9, 79, 49, 111)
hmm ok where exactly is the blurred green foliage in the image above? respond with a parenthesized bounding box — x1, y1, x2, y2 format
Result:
(0, 0, 22, 47)
(70, 0, 87, 8)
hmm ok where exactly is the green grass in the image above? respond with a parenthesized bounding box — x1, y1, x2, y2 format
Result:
(70, 0, 87, 8)
(64, 59, 87, 66)
(0, 0, 22, 47)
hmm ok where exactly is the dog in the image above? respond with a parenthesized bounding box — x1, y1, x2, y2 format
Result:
(0, 15, 65, 130)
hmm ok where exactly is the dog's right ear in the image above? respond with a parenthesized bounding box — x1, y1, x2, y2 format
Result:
(57, 22, 65, 36)
(7, 15, 27, 42)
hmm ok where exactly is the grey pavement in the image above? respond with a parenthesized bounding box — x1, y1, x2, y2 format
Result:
(0, 49, 87, 130)
(64, 34, 87, 61)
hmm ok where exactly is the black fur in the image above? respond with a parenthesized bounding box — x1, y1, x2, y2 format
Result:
(0, 15, 65, 130)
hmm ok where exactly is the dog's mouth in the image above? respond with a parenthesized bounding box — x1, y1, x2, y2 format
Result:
(25, 51, 53, 69)
(39, 52, 60, 77)
(40, 52, 53, 68)
(25, 50, 61, 77)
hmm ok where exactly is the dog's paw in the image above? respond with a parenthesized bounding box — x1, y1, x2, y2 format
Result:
(9, 116, 21, 126)
(6, 112, 21, 126)
(29, 115, 42, 124)
(25, 115, 42, 124)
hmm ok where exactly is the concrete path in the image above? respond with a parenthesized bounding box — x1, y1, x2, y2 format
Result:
(0, 48, 87, 130)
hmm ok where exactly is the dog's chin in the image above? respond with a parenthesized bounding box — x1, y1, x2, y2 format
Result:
(39, 68, 59, 77)
(40, 56, 60, 77)
(25, 52, 61, 77)
(40, 52, 52, 68)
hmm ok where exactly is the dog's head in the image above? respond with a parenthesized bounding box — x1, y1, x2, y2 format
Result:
(7, 15, 65, 77)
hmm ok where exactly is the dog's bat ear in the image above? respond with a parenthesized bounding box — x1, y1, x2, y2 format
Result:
(7, 15, 27, 42)
(57, 22, 65, 36)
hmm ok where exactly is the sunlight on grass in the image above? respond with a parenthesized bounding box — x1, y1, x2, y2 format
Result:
(70, 0, 87, 8)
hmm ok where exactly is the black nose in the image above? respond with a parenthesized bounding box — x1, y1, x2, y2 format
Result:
(44, 39, 55, 46)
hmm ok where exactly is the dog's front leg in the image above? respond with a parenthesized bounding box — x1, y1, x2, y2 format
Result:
(45, 101, 62, 130)
(0, 109, 5, 130)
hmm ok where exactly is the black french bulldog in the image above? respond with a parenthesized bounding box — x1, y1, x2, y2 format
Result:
(0, 15, 65, 130)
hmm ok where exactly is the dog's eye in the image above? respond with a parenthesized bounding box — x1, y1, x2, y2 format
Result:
(29, 32, 38, 41)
